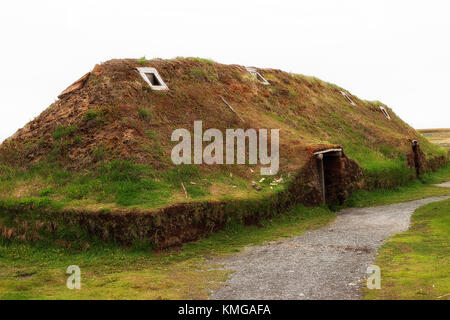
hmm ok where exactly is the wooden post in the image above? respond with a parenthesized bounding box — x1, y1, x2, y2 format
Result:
(181, 182, 188, 199)
(317, 154, 325, 204)
(220, 96, 245, 123)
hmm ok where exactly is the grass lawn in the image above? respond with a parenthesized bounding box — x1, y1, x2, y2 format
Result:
(364, 198, 450, 300)
(0, 165, 449, 300)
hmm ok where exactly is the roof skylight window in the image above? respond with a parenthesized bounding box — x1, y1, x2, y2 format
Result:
(137, 67, 169, 90)
(246, 67, 270, 85)
(380, 106, 391, 120)
(340, 91, 356, 106)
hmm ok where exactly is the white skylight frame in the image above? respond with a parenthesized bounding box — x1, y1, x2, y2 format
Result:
(379, 106, 391, 120)
(340, 91, 356, 106)
(246, 66, 270, 85)
(137, 67, 169, 91)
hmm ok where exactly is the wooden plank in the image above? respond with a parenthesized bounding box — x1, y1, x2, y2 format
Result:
(220, 96, 245, 123)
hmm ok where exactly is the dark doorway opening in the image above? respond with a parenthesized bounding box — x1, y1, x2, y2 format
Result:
(411, 140, 421, 176)
(315, 149, 346, 205)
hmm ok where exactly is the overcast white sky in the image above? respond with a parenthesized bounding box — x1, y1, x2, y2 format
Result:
(0, 0, 449, 142)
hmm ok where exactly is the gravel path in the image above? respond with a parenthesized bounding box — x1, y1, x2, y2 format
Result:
(435, 181, 450, 188)
(209, 194, 450, 300)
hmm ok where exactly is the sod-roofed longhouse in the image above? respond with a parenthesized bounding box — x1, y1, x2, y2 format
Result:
(0, 57, 446, 248)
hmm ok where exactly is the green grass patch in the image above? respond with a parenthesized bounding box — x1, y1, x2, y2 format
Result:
(52, 126, 78, 140)
(343, 144, 414, 189)
(83, 110, 100, 122)
(138, 108, 151, 120)
(145, 130, 156, 139)
(189, 68, 208, 80)
(82, 107, 114, 125)
(0, 161, 212, 208)
(136, 56, 147, 66)
(364, 198, 450, 300)
(187, 57, 215, 65)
